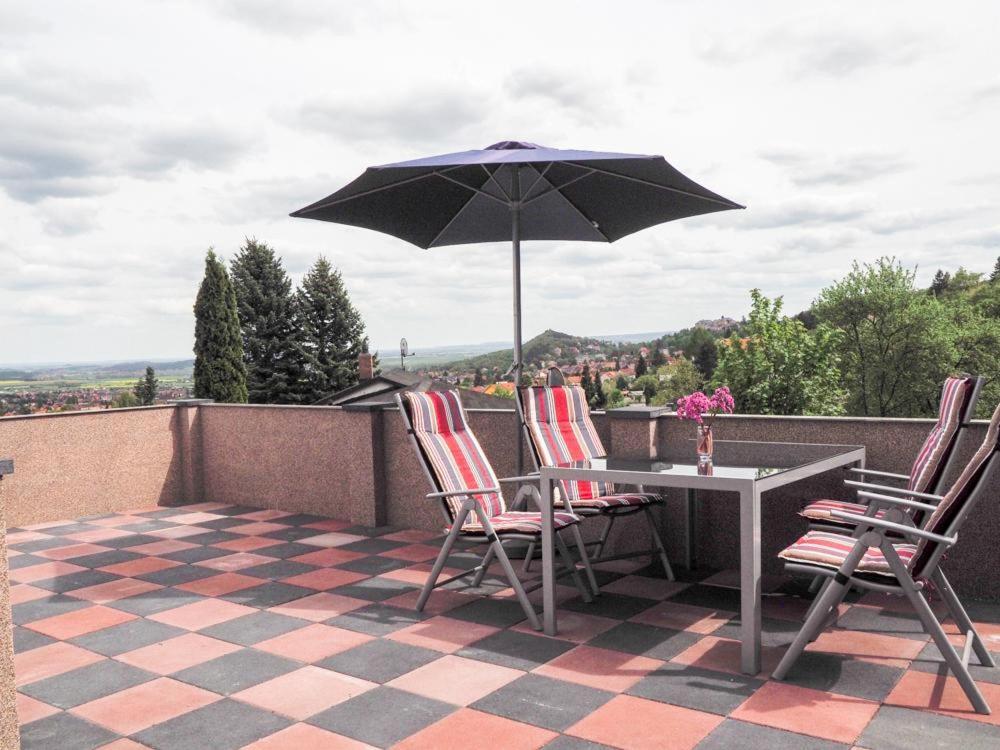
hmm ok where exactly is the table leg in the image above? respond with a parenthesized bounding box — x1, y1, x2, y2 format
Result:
(541, 474, 557, 635)
(685, 489, 697, 570)
(739, 485, 762, 675)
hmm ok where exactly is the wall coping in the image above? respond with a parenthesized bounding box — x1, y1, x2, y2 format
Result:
(0, 404, 176, 423)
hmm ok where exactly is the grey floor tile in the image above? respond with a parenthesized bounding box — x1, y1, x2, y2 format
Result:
(457, 630, 576, 671)
(70, 618, 187, 656)
(134, 698, 291, 750)
(337, 538, 408, 554)
(106, 587, 206, 616)
(270, 513, 329, 526)
(20, 712, 117, 750)
(331, 577, 418, 602)
(244, 542, 314, 559)
(447, 597, 530, 628)
(137, 564, 222, 586)
(173, 648, 298, 694)
(204, 505, 260, 516)
(67, 549, 143, 569)
(8, 537, 73, 554)
(263, 526, 326, 542)
(335, 555, 410, 575)
(859, 705, 1000, 750)
(472, 673, 614, 731)
(696, 719, 848, 749)
(13, 627, 57, 654)
(308, 686, 454, 747)
(31, 570, 121, 594)
(8, 553, 49, 570)
(666, 584, 741, 613)
(715, 615, 804, 648)
(21, 659, 155, 709)
(220, 581, 315, 608)
(13, 594, 91, 625)
(835, 605, 930, 641)
(179, 530, 242, 546)
(586, 622, 699, 659)
(339, 525, 400, 537)
(238, 559, 315, 580)
(327, 603, 429, 636)
(542, 737, 617, 750)
(317, 638, 442, 683)
(561, 592, 658, 620)
(200, 611, 309, 646)
(98, 534, 164, 549)
(116, 520, 180, 533)
(164, 546, 232, 563)
(780, 651, 905, 702)
(627, 662, 764, 715)
(910, 641, 1000, 685)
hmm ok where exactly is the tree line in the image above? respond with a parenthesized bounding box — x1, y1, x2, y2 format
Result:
(193, 239, 372, 404)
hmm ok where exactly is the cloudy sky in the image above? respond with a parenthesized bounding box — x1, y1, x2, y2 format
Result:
(2, 1, 999, 364)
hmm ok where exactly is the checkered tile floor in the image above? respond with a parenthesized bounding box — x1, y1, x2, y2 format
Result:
(8, 503, 1000, 749)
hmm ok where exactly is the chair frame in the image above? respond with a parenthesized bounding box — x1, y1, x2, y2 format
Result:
(514, 384, 674, 587)
(775, 446, 998, 714)
(395, 392, 596, 630)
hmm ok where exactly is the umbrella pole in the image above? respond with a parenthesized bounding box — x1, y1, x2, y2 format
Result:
(511, 165, 523, 475)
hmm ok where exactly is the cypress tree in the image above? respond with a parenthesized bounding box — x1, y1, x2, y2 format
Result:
(230, 239, 306, 404)
(193, 249, 248, 403)
(991, 256, 1000, 283)
(635, 354, 647, 377)
(298, 256, 366, 401)
(580, 362, 594, 402)
(133, 366, 159, 406)
(592, 369, 607, 409)
(929, 269, 951, 296)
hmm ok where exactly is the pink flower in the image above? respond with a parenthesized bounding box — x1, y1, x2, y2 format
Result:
(676, 386, 734, 425)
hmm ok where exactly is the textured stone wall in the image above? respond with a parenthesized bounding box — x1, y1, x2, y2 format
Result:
(0, 475, 19, 749)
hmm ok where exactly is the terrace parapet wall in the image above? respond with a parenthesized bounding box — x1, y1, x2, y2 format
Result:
(0, 404, 996, 601)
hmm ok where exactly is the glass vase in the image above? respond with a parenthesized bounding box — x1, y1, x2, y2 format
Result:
(696, 424, 713, 464)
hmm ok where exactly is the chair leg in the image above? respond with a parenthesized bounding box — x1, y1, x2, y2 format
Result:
(773, 575, 850, 680)
(593, 515, 615, 560)
(643, 506, 674, 581)
(934, 569, 996, 668)
(807, 575, 825, 594)
(489, 538, 541, 631)
(904, 584, 991, 714)
(570, 523, 600, 597)
(522, 541, 535, 574)
(555, 531, 592, 603)
(416, 508, 467, 611)
(472, 545, 497, 588)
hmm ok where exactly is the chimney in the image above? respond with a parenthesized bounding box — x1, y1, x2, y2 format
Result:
(359, 352, 374, 381)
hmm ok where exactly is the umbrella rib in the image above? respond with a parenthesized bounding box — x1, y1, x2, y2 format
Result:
(291, 165, 469, 214)
(551, 188, 610, 242)
(426, 190, 482, 248)
(520, 162, 554, 202)
(563, 162, 744, 208)
(520, 167, 596, 207)
(480, 164, 512, 202)
(431, 171, 511, 206)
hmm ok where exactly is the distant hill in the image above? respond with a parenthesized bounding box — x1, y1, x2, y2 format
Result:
(591, 330, 674, 345)
(6, 360, 194, 381)
(442, 329, 618, 373)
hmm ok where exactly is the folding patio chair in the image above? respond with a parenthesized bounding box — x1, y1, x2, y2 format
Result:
(773, 402, 1000, 714)
(396, 389, 596, 630)
(516, 384, 674, 593)
(799, 375, 983, 533)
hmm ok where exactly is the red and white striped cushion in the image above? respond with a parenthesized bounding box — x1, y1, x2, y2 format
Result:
(800, 499, 887, 524)
(404, 390, 505, 530)
(555, 492, 660, 510)
(459, 510, 579, 536)
(521, 386, 615, 503)
(778, 530, 916, 577)
(907, 376, 975, 494)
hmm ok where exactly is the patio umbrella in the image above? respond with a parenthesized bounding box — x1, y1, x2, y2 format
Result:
(291, 141, 743, 468)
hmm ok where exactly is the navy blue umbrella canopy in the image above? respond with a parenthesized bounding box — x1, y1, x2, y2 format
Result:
(291, 141, 742, 248)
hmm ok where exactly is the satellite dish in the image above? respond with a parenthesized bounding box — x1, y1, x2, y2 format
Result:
(400, 338, 409, 356)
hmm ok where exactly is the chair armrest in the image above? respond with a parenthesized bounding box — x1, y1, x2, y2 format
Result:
(845, 481, 944, 503)
(498, 475, 540, 484)
(847, 467, 908, 482)
(829, 510, 956, 545)
(855, 491, 938, 513)
(426, 487, 500, 500)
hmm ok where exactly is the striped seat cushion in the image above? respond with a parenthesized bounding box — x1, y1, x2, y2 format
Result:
(459, 510, 579, 536)
(404, 390, 505, 530)
(779, 530, 916, 577)
(520, 385, 616, 504)
(555, 492, 662, 510)
(800, 499, 887, 524)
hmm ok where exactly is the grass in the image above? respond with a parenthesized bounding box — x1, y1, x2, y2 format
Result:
(0, 375, 192, 392)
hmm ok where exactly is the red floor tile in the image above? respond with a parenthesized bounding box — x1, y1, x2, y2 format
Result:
(886, 670, 1000, 726)
(98, 556, 180, 577)
(297, 532, 366, 548)
(269, 592, 369, 622)
(302, 519, 354, 533)
(731, 681, 879, 744)
(64, 528, 135, 543)
(281, 568, 368, 590)
(195, 552, 277, 572)
(381, 529, 440, 543)
(630, 601, 730, 635)
(255, 623, 373, 662)
(511, 611, 619, 643)
(67, 578, 162, 604)
(146, 524, 213, 539)
(380, 566, 452, 586)
(382, 588, 471, 616)
(534, 645, 662, 692)
(96, 740, 152, 750)
(16, 693, 60, 724)
(166, 511, 228, 525)
(381, 544, 440, 562)
(234, 665, 375, 719)
(175, 572, 264, 597)
(10, 584, 51, 605)
(388, 616, 500, 654)
(243, 723, 376, 749)
(116, 632, 241, 674)
(71, 677, 220, 735)
(88, 515, 149, 528)
(25, 605, 137, 640)
(672, 636, 784, 678)
(568, 694, 722, 750)
(239, 509, 294, 522)
(600, 576, 688, 601)
(230, 521, 290, 536)
(6, 531, 52, 544)
(808, 628, 925, 668)
(9, 560, 87, 584)
(213, 535, 283, 553)
(388, 654, 522, 706)
(126, 539, 198, 556)
(15, 642, 103, 686)
(395, 708, 556, 750)
(34, 543, 112, 561)
(288, 548, 367, 567)
(148, 598, 256, 630)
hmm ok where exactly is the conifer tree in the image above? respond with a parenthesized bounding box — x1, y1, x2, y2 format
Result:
(473, 369, 485, 387)
(592, 369, 607, 409)
(930, 269, 951, 296)
(230, 239, 306, 404)
(133, 367, 158, 406)
(650, 346, 666, 368)
(193, 249, 248, 403)
(635, 353, 647, 377)
(991, 256, 1000, 283)
(298, 257, 366, 401)
(580, 362, 594, 402)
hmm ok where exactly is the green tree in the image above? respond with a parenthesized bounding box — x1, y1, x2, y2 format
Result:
(650, 346, 666, 368)
(592, 369, 607, 409)
(689, 327, 719, 381)
(580, 362, 594, 403)
(133, 367, 158, 406)
(991, 256, 1000, 283)
(111, 390, 140, 409)
(473, 369, 485, 387)
(634, 354, 647, 378)
(929, 269, 951, 297)
(813, 258, 954, 417)
(632, 374, 660, 406)
(714, 289, 847, 415)
(297, 257, 367, 401)
(615, 374, 628, 391)
(230, 238, 307, 404)
(651, 357, 702, 407)
(193, 249, 248, 403)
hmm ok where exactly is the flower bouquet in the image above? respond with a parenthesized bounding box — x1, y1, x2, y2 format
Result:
(676, 387, 735, 463)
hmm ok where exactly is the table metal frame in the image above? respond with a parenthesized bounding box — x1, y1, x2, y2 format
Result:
(538, 443, 865, 674)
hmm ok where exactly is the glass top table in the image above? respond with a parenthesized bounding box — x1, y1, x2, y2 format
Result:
(535, 440, 866, 674)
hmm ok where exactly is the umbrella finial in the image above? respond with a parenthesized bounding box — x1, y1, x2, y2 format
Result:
(484, 141, 545, 151)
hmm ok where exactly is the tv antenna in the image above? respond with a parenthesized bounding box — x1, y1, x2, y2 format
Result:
(400, 338, 415, 371)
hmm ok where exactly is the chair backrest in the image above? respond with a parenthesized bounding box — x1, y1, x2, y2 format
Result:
(907, 375, 982, 495)
(518, 385, 614, 501)
(397, 390, 505, 528)
(546, 367, 567, 386)
(910, 401, 1000, 578)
